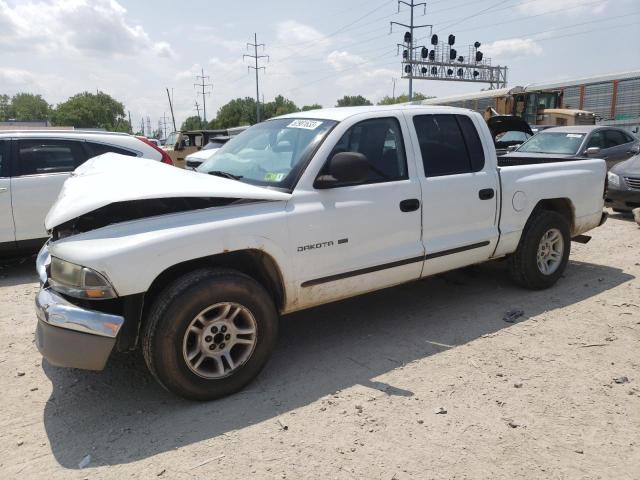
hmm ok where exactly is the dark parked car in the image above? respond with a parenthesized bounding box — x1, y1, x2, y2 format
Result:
(502, 126, 639, 169)
(605, 154, 640, 212)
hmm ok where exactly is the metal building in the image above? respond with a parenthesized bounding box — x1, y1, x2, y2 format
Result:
(419, 70, 640, 133)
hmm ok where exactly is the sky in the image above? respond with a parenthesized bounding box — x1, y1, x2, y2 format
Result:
(1, 0, 639, 132)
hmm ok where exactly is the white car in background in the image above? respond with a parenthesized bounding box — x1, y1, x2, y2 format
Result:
(0, 130, 172, 255)
(185, 136, 230, 169)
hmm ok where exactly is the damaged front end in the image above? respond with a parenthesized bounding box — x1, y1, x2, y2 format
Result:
(51, 197, 241, 240)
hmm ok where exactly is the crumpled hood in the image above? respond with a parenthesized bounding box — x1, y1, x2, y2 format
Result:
(45, 153, 291, 229)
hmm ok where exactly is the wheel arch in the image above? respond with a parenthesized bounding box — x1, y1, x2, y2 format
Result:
(118, 249, 286, 351)
(531, 197, 575, 233)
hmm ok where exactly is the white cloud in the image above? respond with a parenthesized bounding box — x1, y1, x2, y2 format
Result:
(518, 0, 607, 15)
(482, 38, 543, 59)
(326, 50, 365, 70)
(0, 0, 173, 58)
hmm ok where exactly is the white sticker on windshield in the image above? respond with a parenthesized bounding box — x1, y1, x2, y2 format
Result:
(566, 134, 584, 138)
(287, 119, 323, 130)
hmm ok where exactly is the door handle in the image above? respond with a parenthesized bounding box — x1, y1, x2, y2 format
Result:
(0, 187, 7, 193)
(399, 198, 420, 212)
(478, 188, 494, 200)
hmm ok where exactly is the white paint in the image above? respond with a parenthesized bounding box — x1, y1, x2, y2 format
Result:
(45, 153, 291, 229)
(512, 191, 527, 212)
(46, 106, 606, 313)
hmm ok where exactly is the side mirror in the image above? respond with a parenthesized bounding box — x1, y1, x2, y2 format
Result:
(314, 152, 369, 189)
(585, 147, 601, 156)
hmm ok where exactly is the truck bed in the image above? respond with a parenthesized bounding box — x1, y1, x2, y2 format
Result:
(497, 155, 584, 167)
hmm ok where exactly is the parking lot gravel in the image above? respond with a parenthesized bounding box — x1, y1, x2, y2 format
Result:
(1, 210, 638, 479)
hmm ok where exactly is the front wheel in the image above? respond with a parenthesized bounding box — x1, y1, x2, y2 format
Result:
(508, 210, 571, 290)
(142, 268, 278, 400)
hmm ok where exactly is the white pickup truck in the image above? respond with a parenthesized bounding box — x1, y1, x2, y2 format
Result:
(35, 105, 608, 400)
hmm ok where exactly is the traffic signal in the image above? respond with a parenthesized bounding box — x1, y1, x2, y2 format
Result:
(448, 34, 455, 46)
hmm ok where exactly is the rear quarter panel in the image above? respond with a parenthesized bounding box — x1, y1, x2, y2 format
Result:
(494, 159, 606, 257)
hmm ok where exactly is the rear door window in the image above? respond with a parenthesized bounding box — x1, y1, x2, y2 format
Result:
(413, 114, 483, 177)
(605, 130, 629, 148)
(85, 142, 138, 159)
(16, 139, 86, 175)
(0, 140, 7, 177)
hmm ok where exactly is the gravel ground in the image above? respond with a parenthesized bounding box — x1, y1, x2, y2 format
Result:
(1, 210, 638, 480)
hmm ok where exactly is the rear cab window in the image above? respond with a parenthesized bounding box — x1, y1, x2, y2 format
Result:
(16, 139, 86, 175)
(413, 114, 485, 177)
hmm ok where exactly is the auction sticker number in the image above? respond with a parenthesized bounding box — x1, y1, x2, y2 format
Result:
(287, 119, 323, 130)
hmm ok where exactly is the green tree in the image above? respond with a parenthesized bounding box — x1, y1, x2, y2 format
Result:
(0, 94, 10, 121)
(377, 92, 433, 105)
(211, 97, 257, 128)
(52, 91, 126, 130)
(263, 95, 299, 119)
(301, 103, 322, 111)
(336, 95, 372, 107)
(180, 115, 203, 131)
(8, 93, 51, 121)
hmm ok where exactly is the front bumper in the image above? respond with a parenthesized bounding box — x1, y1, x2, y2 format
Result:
(35, 244, 124, 370)
(605, 187, 640, 212)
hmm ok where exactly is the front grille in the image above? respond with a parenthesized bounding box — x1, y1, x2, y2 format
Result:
(625, 176, 640, 191)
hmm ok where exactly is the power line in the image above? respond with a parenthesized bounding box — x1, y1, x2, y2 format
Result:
(194, 68, 213, 123)
(244, 33, 269, 123)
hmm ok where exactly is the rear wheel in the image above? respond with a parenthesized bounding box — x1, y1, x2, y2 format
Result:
(142, 268, 278, 400)
(508, 210, 571, 290)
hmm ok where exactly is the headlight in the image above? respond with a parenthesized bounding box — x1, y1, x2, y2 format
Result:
(49, 257, 117, 300)
(607, 172, 620, 187)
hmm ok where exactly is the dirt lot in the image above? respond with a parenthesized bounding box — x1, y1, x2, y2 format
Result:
(1, 211, 638, 480)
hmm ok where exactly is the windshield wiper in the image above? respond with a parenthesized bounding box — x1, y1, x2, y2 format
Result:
(207, 170, 243, 180)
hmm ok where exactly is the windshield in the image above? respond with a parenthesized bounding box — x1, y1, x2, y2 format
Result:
(516, 131, 585, 154)
(496, 131, 531, 143)
(197, 118, 337, 189)
(202, 141, 226, 151)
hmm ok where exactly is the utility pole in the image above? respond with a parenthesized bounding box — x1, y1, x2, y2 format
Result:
(391, 0, 428, 101)
(194, 100, 201, 127)
(391, 78, 397, 102)
(166, 88, 177, 132)
(146, 116, 151, 137)
(140, 117, 145, 136)
(194, 69, 212, 123)
(128, 110, 132, 133)
(160, 112, 170, 138)
(244, 33, 269, 123)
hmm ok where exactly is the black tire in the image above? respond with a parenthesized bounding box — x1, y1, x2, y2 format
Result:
(508, 210, 571, 290)
(142, 268, 278, 401)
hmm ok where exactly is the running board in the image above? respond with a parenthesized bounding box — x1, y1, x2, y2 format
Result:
(572, 235, 592, 244)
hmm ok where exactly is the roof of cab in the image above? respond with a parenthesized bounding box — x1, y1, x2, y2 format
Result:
(274, 104, 473, 122)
